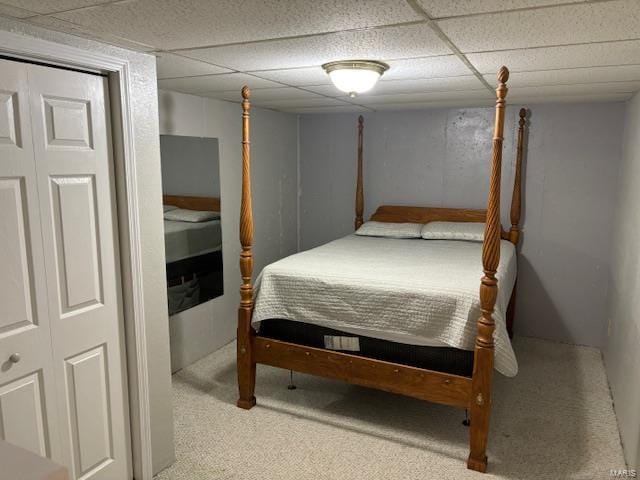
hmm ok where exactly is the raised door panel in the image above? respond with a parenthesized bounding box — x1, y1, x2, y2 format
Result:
(0, 177, 36, 334)
(64, 346, 113, 479)
(0, 372, 48, 456)
(0, 91, 20, 147)
(50, 175, 103, 316)
(43, 96, 93, 149)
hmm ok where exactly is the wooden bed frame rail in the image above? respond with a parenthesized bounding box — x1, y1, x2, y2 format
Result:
(163, 194, 220, 212)
(236, 68, 528, 473)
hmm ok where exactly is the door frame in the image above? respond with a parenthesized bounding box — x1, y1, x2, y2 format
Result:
(0, 30, 154, 480)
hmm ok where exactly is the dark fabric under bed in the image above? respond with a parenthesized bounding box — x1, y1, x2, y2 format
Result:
(258, 319, 474, 377)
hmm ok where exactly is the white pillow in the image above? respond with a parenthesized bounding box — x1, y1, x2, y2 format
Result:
(355, 221, 422, 239)
(163, 204, 178, 213)
(421, 221, 485, 242)
(164, 208, 220, 223)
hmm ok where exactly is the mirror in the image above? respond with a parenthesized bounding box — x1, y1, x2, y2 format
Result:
(160, 135, 223, 315)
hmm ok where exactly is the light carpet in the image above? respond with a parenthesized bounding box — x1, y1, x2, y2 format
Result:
(156, 337, 625, 480)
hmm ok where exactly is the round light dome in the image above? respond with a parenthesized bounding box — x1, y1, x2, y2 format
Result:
(322, 60, 389, 97)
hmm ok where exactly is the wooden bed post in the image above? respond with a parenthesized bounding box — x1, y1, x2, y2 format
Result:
(468, 66, 509, 473)
(509, 108, 526, 245)
(237, 86, 256, 410)
(355, 115, 364, 230)
(506, 107, 527, 338)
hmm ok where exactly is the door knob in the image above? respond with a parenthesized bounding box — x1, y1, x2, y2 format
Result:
(8, 353, 20, 364)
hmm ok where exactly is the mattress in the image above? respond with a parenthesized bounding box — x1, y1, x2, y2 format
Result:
(252, 234, 518, 377)
(164, 219, 222, 263)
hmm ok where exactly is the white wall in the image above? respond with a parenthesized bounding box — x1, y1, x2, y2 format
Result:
(158, 90, 298, 371)
(0, 17, 175, 476)
(299, 103, 625, 348)
(605, 91, 640, 470)
(160, 135, 220, 197)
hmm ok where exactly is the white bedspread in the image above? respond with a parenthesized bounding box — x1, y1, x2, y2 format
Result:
(164, 219, 222, 263)
(252, 235, 518, 377)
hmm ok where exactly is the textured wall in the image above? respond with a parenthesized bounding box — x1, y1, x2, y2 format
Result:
(158, 90, 298, 371)
(605, 92, 640, 470)
(299, 103, 625, 347)
(0, 17, 175, 475)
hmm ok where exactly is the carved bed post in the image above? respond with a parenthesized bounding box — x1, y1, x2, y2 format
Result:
(468, 66, 509, 473)
(506, 107, 527, 338)
(237, 86, 256, 410)
(355, 115, 364, 230)
(509, 108, 526, 245)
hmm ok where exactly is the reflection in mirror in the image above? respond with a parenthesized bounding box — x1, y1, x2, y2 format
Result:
(160, 135, 223, 315)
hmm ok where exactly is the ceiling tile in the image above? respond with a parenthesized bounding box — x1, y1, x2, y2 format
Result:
(306, 76, 486, 97)
(1, 0, 113, 15)
(256, 97, 350, 109)
(437, 0, 640, 52)
(355, 90, 492, 105)
(383, 55, 473, 80)
(508, 82, 640, 98)
(0, 2, 38, 18)
(248, 67, 331, 87)
(52, 0, 423, 51)
(203, 87, 323, 102)
(285, 105, 371, 114)
(508, 92, 633, 104)
(27, 14, 156, 51)
(156, 53, 232, 79)
(371, 98, 495, 110)
(178, 23, 453, 71)
(467, 40, 640, 74)
(417, 0, 584, 18)
(483, 65, 640, 88)
(158, 73, 283, 94)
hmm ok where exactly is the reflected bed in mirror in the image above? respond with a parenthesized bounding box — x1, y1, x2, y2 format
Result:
(160, 135, 223, 315)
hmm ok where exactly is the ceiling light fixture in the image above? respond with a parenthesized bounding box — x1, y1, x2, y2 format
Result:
(322, 60, 389, 98)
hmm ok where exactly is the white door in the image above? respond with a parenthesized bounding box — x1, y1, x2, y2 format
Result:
(0, 59, 131, 479)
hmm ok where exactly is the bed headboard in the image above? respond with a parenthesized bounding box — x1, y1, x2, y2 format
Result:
(163, 194, 220, 212)
(370, 205, 486, 224)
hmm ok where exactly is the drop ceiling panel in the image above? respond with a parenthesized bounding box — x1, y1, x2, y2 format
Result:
(383, 55, 473, 80)
(28, 15, 156, 51)
(156, 53, 232, 79)
(438, 0, 640, 52)
(178, 23, 454, 71)
(417, 0, 584, 18)
(52, 0, 423, 50)
(355, 90, 492, 105)
(256, 97, 350, 109)
(248, 67, 331, 86)
(1, 0, 113, 15)
(204, 87, 322, 102)
(509, 93, 633, 104)
(0, 3, 37, 18)
(285, 105, 371, 114)
(158, 73, 283, 94)
(306, 76, 485, 97)
(467, 40, 640, 74)
(483, 65, 640, 88)
(372, 99, 495, 110)
(508, 82, 640, 98)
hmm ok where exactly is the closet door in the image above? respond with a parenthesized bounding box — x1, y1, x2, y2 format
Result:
(0, 59, 61, 461)
(27, 64, 131, 480)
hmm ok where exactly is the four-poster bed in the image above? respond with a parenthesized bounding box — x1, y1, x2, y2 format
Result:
(236, 67, 528, 472)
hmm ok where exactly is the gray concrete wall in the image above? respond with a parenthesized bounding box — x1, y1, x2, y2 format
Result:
(299, 103, 625, 348)
(605, 91, 640, 470)
(158, 90, 299, 371)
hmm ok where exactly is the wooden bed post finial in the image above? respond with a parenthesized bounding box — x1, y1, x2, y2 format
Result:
(509, 108, 526, 245)
(237, 85, 256, 410)
(355, 115, 364, 230)
(468, 66, 509, 473)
